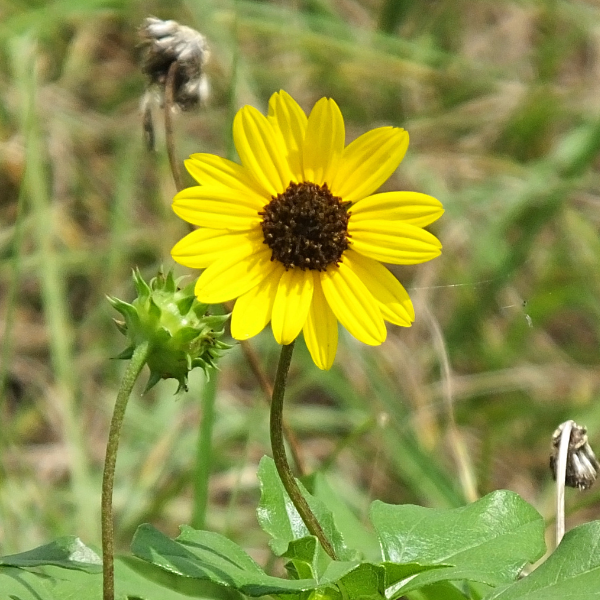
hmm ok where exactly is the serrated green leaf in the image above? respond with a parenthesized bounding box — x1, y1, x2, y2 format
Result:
(371, 491, 545, 595)
(0, 537, 102, 573)
(484, 521, 600, 600)
(256, 456, 354, 564)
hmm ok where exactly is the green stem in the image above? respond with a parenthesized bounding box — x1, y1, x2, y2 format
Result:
(102, 342, 150, 600)
(269, 342, 337, 560)
(192, 371, 218, 529)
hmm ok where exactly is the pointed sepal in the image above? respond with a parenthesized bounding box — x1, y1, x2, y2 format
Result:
(143, 370, 163, 394)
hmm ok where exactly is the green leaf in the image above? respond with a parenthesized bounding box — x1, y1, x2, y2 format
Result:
(381, 562, 447, 589)
(131, 523, 410, 599)
(484, 521, 600, 599)
(311, 473, 380, 562)
(256, 456, 355, 563)
(337, 562, 385, 599)
(282, 536, 329, 580)
(0, 556, 237, 600)
(0, 537, 102, 573)
(406, 581, 472, 600)
(132, 523, 321, 596)
(370, 491, 545, 595)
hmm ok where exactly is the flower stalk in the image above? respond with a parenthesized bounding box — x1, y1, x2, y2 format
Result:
(269, 342, 337, 560)
(551, 419, 600, 547)
(554, 419, 573, 547)
(101, 341, 150, 600)
(164, 61, 185, 193)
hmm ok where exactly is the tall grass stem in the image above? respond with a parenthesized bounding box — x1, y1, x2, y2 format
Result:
(192, 372, 217, 529)
(12, 36, 94, 538)
(424, 306, 478, 503)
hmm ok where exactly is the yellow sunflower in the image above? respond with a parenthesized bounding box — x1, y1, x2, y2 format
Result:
(171, 90, 443, 370)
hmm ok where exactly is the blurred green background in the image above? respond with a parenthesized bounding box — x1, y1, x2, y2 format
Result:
(2, 0, 600, 563)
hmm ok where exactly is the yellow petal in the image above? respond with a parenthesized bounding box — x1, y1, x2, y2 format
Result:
(350, 192, 444, 228)
(331, 127, 409, 202)
(348, 220, 442, 264)
(268, 90, 307, 181)
(171, 228, 262, 269)
(342, 250, 414, 326)
(320, 261, 386, 346)
(173, 186, 262, 230)
(271, 268, 315, 345)
(230, 264, 284, 340)
(303, 273, 338, 370)
(195, 245, 276, 303)
(233, 104, 294, 197)
(302, 98, 345, 186)
(185, 154, 266, 198)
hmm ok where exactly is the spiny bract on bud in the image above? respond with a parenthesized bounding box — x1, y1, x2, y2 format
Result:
(108, 268, 230, 393)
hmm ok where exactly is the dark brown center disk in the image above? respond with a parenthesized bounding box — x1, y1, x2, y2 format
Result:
(260, 182, 351, 271)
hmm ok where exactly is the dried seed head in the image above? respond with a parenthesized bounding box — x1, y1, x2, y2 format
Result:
(139, 17, 210, 111)
(550, 421, 600, 490)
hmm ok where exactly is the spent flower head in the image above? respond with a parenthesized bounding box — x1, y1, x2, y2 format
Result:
(550, 421, 600, 491)
(171, 91, 443, 370)
(139, 17, 209, 111)
(139, 17, 209, 150)
(108, 269, 229, 393)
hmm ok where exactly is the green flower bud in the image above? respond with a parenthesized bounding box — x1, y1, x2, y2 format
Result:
(108, 268, 230, 393)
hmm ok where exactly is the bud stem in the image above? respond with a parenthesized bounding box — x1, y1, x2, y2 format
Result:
(269, 342, 337, 560)
(102, 341, 151, 600)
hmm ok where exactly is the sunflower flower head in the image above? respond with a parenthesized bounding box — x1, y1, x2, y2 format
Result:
(171, 91, 443, 370)
(108, 269, 230, 393)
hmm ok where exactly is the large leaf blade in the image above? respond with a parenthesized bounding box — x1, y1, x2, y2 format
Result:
(0, 537, 102, 573)
(371, 490, 545, 595)
(132, 522, 365, 597)
(485, 521, 600, 600)
(0, 556, 237, 600)
(257, 456, 355, 563)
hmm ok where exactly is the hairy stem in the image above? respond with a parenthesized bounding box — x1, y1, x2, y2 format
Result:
(269, 342, 337, 560)
(102, 342, 150, 600)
